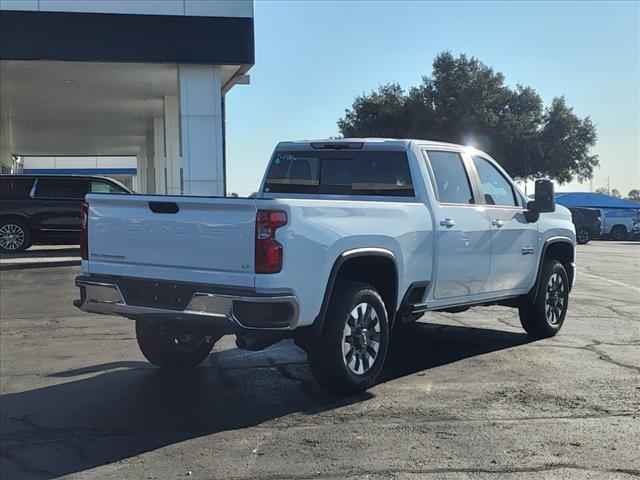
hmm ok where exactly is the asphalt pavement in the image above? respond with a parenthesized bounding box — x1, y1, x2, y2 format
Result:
(0, 242, 638, 479)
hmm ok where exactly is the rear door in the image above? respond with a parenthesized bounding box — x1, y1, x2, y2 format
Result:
(423, 149, 492, 299)
(31, 177, 89, 236)
(469, 154, 537, 293)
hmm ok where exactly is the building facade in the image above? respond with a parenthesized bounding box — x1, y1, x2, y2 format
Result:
(0, 0, 255, 195)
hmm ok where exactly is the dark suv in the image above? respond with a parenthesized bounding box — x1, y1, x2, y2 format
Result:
(569, 207, 601, 244)
(0, 175, 130, 252)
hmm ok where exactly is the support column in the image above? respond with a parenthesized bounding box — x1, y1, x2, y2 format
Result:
(178, 65, 224, 196)
(153, 117, 166, 194)
(145, 128, 156, 194)
(136, 142, 147, 194)
(164, 95, 182, 195)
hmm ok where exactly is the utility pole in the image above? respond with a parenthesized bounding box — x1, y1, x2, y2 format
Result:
(607, 177, 610, 196)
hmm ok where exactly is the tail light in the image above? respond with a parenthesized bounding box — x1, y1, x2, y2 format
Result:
(255, 210, 287, 273)
(80, 203, 88, 260)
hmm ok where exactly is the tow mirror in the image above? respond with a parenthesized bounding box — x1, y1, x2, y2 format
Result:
(525, 179, 555, 222)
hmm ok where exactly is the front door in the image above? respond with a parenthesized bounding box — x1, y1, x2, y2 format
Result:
(423, 150, 492, 299)
(469, 155, 538, 292)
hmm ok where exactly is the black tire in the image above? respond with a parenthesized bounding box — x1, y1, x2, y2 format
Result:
(519, 259, 569, 339)
(135, 320, 218, 369)
(0, 219, 31, 253)
(576, 228, 591, 245)
(610, 225, 628, 241)
(309, 281, 389, 394)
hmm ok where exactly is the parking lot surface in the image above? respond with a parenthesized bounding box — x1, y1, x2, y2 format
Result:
(1, 242, 639, 479)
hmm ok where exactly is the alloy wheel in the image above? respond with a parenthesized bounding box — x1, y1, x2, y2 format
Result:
(545, 273, 566, 325)
(0, 224, 26, 251)
(342, 302, 381, 375)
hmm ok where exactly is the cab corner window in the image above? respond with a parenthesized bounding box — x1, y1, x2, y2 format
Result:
(424, 150, 474, 204)
(471, 156, 518, 207)
(90, 181, 122, 193)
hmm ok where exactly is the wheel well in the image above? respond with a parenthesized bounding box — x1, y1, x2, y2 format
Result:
(332, 255, 398, 328)
(0, 214, 29, 229)
(611, 224, 627, 232)
(544, 241, 574, 288)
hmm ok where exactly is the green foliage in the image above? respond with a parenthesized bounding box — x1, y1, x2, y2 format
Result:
(338, 52, 599, 183)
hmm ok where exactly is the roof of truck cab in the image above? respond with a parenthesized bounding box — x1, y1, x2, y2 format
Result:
(276, 138, 468, 151)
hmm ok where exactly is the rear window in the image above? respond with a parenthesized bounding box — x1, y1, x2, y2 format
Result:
(0, 177, 34, 200)
(264, 151, 414, 197)
(90, 180, 124, 193)
(34, 178, 89, 199)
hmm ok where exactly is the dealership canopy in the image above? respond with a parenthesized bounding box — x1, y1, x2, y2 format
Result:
(556, 192, 640, 210)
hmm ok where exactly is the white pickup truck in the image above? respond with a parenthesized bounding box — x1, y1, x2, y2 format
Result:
(75, 139, 576, 393)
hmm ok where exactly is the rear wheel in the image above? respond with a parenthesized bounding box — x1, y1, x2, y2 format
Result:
(610, 225, 627, 241)
(576, 228, 591, 245)
(136, 320, 219, 369)
(309, 281, 389, 394)
(0, 220, 31, 253)
(519, 259, 569, 339)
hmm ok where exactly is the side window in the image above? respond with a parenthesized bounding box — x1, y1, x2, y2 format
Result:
(90, 181, 122, 193)
(35, 178, 89, 199)
(0, 177, 35, 199)
(424, 151, 474, 204)
(471, 156, 518, 207)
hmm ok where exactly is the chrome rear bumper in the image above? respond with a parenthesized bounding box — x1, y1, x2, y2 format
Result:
(74, 276, 299, 331)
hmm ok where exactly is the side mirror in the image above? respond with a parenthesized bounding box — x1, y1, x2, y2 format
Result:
(525, 179, 555, 222)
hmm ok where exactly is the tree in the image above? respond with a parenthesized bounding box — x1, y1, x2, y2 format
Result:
(338, 52, 599, 184)
(628, 189, 640, 200)
(595, 187, 609, 195)
(611, 189, 621, 198)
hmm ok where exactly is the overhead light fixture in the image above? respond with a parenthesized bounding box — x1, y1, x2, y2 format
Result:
(65, 79, 74, 84)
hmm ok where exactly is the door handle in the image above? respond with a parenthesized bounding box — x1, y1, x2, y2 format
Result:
(492, 219, 505, 228)
(440, 218, 456, 228)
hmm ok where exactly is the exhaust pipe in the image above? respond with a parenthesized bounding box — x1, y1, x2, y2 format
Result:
(235, 332, 288, 351)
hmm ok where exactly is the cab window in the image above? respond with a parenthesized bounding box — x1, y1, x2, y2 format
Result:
(472, 156, 518, 207)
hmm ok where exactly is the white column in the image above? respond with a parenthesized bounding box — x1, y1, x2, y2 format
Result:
(178, 65, 224, 196)
(145, 128, 156, 194)
(164, 95, 182, 195)
(153, 117, 166, 194)
(136, 143, 147, 194)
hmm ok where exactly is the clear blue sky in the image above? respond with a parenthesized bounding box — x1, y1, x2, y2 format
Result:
(225, 0, 639, 196)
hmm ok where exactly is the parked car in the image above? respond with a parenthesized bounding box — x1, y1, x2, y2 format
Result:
(74, 139, 576, 394)
(600, 208, 639, 241)
(569, 207, 601, 244)
(0, 174, 130, 252)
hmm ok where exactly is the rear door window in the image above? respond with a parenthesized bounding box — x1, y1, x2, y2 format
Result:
(90, 180, 124, 193)
(264, 151, 414, 197)
(34, 178, 89, 199)
(424, 151, 475, 204)
(0, 177, 35, 199)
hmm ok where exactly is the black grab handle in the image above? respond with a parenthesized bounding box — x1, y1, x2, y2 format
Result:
(148, 201, 179, 214)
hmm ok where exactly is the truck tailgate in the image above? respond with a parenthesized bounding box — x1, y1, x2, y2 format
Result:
(85, 194, 257, 287)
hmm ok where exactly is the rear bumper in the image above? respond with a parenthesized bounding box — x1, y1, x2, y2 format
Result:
(74, 275, 299, 331)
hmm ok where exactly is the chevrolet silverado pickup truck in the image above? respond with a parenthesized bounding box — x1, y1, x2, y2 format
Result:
(74, 139, 576, 393)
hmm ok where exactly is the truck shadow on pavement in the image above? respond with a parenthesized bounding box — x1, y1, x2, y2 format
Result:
(0, 322, 531, 479)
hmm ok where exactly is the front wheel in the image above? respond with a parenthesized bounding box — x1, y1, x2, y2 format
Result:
(0, 220, 31, 253)
(519, 259, 569, 339)
(309, 281, 389, 394)
(136, 320, 219, 369)
(576, 228, 591, 245)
